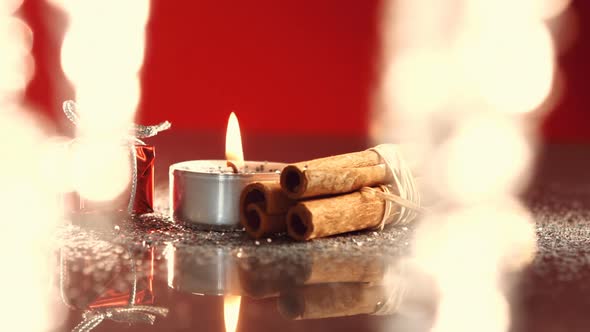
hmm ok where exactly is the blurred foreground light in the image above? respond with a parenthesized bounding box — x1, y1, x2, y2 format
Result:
(39, 136, 76, 193)
(54, 0, 152, 202)
(0, 17, 34, 96)
(433, 289, 509, 332)
(414, 202, 536, 279)
(377, 0, 555, 331)
(59, 0, 150, 133)
(384, 50, 454, 116)
(0, 112, 62, 331)
(414, 202, 535, 332)
(0, 0, 23, 15)
(456, 23, 555, 114)
(71, 140, 131, 201)
(539, 0, 572, 20)
(433, 114, 532, 202)
(0, 1, 63, 331)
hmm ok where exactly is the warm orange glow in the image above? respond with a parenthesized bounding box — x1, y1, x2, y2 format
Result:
(164, 243, 175, 288)
(40, 136, 75, 193)
(539, 0, 572, 19)
(385, 50, 454, 116)
(70, 141, 131, 201)
(433, 290, 509, 332)
(0, 17, 34, 97)
(456, 23, 555, 114)
(414, 204, 535, 332)
(414, 204, 536, 279)
(0, 0, 23, 14)
(223, 295, 241, 332)
(55, 0, 151, 133)
(0, 2, 63, 331)
(53, 0, 151, 201)
(434, 114, 532, 202)
(377, 0, 553, 331)
(225, 112, 245, 170)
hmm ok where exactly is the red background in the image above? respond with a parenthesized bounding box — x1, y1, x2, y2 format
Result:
(18, 0, 590, 141)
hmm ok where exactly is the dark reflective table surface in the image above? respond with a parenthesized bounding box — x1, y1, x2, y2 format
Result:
(50, 133, 590, 332)
(56, 220, 423, 332)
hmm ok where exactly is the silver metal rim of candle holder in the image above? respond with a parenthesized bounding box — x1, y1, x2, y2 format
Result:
(169, 160, 286, 229)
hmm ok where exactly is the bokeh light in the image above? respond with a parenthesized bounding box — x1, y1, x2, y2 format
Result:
(53, 0, 152, 202)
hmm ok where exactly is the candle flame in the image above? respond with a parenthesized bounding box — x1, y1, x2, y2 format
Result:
(225, 112, 245, 171)
(223, 295, 241, 332)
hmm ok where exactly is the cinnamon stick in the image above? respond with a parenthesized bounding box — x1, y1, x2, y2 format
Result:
(243, 204, 286, 238)
(280, 148, 388, 199)
(286, 187, 398, 241)
(236, 255, 310, 299)
(240, 181, 295, 238)
(277, 283, 385, 320)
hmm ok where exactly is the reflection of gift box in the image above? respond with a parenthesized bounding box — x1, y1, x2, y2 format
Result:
(60, 246, 168, 330)
(60, 247, 155, 310)
(63, 144, 155, 216)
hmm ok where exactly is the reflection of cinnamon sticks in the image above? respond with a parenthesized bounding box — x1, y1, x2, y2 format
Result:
(236, 254, 310, 299)
(305, 254, 387, 285)
(278, 283, 385, 320)
(236, 251, 410, 319)
(236, 253, 388, 298)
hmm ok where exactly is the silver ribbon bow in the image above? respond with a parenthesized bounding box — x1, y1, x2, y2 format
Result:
(62, 100, 171, 214)
(72, 306, 169, 332)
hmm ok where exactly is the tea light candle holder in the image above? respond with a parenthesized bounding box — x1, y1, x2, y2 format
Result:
(169, 160, 285, 229)
(169, 112, 284, 229)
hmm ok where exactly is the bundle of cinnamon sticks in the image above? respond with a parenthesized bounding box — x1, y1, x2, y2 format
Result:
(239, 144, 418, 240)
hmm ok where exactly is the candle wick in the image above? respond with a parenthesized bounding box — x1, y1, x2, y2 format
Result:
(227, 160, 241, 174)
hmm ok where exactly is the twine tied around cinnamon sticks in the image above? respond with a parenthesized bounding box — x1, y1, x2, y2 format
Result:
(361, 144, 424, 231)
(240, 144, 424, 240)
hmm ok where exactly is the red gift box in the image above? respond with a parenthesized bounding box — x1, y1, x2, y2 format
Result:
(60, 100, 169, 219)
(64, 144, 155, 216)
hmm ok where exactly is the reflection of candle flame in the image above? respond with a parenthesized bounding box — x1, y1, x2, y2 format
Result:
(225, 112, 245, 172)
(223, 295, 241, 332)
(164, 243, 175, 288)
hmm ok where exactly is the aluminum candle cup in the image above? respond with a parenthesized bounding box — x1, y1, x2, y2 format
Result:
(168, 247, 241, 296)
(170, 160, 285, 229)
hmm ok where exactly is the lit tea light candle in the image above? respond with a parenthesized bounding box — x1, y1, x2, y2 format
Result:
(225, 112, 245, 173)
(170, 113, 285, 229)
